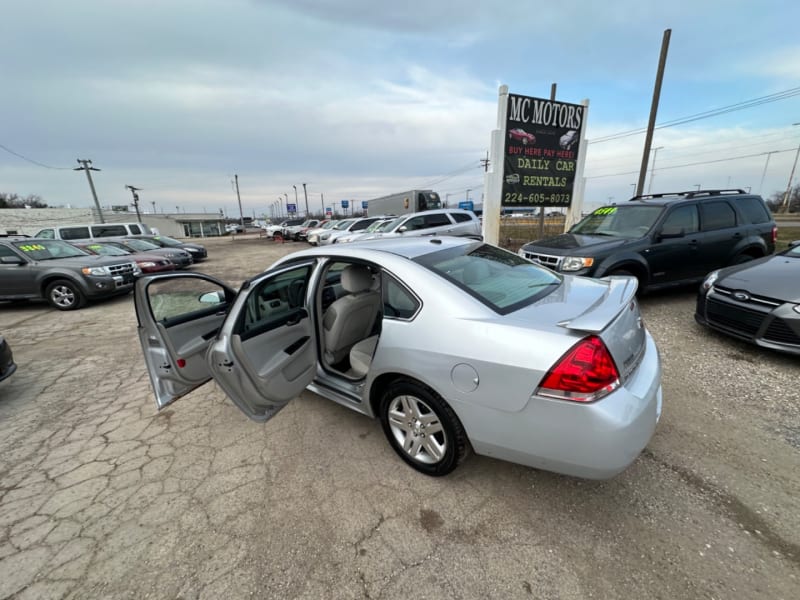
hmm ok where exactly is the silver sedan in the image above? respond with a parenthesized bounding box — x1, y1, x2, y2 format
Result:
(134, 237, 662, 478)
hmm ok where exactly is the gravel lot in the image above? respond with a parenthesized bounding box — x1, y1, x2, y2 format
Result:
(0, 235, 798, 599)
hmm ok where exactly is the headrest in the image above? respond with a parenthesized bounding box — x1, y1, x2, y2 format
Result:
(341, 265, 374, 293)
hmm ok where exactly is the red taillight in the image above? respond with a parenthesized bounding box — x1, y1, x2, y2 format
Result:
(772, 225, 778, 245)
(176, 358, 186, 368)
(537, 336, 620, 402)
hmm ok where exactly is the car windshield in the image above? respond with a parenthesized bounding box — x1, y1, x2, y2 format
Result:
(149, 236, 183, 247)
(83, 244, 131, 256)
(122, 239, 161, 251)
(785, 244, 800, 257)
(321, 221, 337, 229)
(12, 240, 89, 260)
(384, 216, 406, 231)
(364, 220, 389, 233)
(570, 205, 663, 238)
(415, 243, 561, 313)
(334, 220, 355, 230)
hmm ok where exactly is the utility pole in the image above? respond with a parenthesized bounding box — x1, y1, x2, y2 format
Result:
(781, 123, 800, 213)
(636, 29, 672, 196)
(151, 200, 156, 214)
(234, 174, 245, 229)
(759, 151, 779, 194)
(74, 159, 104, 223)
(302, 183, 309, 217)
(125, 185, 143, 222)
(480, 151, 490, 172)
(647, 146, 664, 194)
(539, 84, 557, 237)
(320, 192, 325, 216)
(292, 185, 298, 214)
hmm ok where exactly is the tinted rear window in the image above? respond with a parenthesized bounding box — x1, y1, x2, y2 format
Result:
(736, 197, 771, 224)
(415, 243, 561, 314)
(91, 225, 128, 237)
(700, 201, 737, 231)
(451, 213, 473, 223)
(60, 227, 90, 240)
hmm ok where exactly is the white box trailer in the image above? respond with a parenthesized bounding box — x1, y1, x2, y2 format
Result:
(367, 190, 442, 216)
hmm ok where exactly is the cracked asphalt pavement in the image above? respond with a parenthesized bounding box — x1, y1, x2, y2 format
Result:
(1, 236, 798, 599)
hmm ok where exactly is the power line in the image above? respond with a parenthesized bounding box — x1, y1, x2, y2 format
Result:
(585, 147, 798, 180)
(589, 86, 800, 145)
(0, 143, 73, 170)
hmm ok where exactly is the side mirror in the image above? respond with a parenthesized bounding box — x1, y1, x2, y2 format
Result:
(0, 256, 25, 265)
(398, 226, 408, 234)
(199, 290, 225, 305)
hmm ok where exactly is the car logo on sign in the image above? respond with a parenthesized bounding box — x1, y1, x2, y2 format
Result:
(733, 291, 750, 302)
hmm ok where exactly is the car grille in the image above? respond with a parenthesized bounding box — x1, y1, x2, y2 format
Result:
(763, 319, 800, 346)
(712, 286, 782, 309)
(108, 262, 137, 284)
(521, 251, 562, 270)
(705, 297, 766, 335)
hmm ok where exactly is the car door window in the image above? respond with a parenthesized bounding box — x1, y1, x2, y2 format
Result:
(403, 216, 426, 231)
(700, 201, 737, 231)
(383, 274, 420, 320)
(451, 213, 472, 223)
(423, 214, 452, 228)
(660, 205, 699, 236)
(237, 264, 311, 339)
(60, 227, 91, 240)
(147, 278, 230, 325)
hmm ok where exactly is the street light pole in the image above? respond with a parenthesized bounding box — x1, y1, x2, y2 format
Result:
(292, 185, 298, 214)
(302, 183, 309, 217)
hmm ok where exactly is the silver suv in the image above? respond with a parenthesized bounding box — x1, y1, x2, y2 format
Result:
(359, 208, 482, 241)
(0, 238, 139, 310)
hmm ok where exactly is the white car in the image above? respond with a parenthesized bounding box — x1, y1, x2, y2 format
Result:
(335, 218, 394, 244)
(263, 221, 289, 238)
(318, 217, 384, 246)
(360, 209, 481, 241)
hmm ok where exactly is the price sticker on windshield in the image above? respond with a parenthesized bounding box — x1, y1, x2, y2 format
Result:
(593, 207, 617, 215)
(18, 244, 46, 252)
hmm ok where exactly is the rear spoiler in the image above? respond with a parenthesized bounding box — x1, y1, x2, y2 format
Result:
(557, 276, 638, 333)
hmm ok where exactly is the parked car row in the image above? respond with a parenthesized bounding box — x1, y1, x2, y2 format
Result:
(518, 189, 798, 355)
(0, 234, 208, 311)
(267, 209, 484, 247)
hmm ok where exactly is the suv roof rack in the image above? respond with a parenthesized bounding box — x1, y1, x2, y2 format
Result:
(631, 189, 748, 201)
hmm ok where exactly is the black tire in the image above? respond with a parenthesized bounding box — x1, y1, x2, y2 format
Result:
(45, 279, 85, 311)
(378, 379, 468, 476)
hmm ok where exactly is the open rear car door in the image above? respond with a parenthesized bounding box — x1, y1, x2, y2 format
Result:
(134, 262, 317, 422)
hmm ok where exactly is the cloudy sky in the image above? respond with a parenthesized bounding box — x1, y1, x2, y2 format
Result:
(2, 0, 799, 218)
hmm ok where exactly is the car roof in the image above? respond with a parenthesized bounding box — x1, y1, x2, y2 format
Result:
(282, 235, 478, 262)
(623, 188, 762, 207)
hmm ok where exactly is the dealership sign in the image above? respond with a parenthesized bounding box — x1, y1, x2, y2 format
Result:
(502, 94, 585, 208)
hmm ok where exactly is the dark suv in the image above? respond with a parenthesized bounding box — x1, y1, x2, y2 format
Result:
(0, 238, 139, 310)
(518, 189, 777, 293)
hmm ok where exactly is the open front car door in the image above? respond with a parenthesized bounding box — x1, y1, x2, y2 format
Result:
(135, 262, 317, 422)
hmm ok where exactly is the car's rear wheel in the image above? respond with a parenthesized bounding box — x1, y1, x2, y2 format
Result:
(45, 279, 85, 311)
(379, 379, 468, 476)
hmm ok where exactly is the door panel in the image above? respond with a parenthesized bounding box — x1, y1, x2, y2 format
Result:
(135, 273, 235, 409)
(206, 262, 317, 422)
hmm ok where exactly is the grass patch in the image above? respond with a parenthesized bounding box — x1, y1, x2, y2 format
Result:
(776, 226, 800, 249)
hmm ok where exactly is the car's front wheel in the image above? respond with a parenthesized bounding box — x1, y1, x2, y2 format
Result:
(45, 279, 85, 311)
(379, 379, 468, 476)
